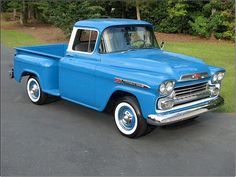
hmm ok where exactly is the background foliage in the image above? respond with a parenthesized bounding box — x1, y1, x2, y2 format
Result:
(1, 0, 235, 40)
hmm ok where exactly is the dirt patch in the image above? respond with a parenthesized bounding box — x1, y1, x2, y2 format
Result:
(1, 20, 68, 44)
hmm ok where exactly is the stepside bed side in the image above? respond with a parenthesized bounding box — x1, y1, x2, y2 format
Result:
(13, 44, 68, 96)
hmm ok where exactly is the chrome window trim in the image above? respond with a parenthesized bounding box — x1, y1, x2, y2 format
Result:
(67, 27, 100, 55)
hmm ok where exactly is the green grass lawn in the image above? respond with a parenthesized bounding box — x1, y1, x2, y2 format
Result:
(1, 29, 43, 48)
(166, 42, 235, 112)
(1, 29, 235, 112)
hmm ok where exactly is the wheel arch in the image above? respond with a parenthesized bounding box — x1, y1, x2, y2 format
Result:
(21, 71, 39, 79)
(15, 69, 40, 83)
(102, 86, 157, 119)
(104, 90, 141, 114)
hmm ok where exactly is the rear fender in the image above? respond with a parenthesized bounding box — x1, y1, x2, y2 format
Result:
(14, 54, 59, 94)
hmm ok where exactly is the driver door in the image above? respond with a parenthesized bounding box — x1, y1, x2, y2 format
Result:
(59, 28, 99, 108)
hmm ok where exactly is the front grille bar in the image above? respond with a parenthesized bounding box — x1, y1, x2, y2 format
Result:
(175, 83, 207, 93)
(173, 82, 209, 106)
(174, 90, 210, 106)
(175, 86, 207, 96)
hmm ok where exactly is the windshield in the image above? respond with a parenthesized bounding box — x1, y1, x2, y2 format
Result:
(100, 25, 159, 53)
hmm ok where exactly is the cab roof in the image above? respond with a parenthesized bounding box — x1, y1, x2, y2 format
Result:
(74, 18, 152, 31)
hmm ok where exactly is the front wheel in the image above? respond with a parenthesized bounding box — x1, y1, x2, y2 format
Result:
(114, 96, 148, 138)
(27, 76, 48, 105)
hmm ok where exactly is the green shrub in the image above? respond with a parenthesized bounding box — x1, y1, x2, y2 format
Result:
(2, 13, 12, 21)
(222, 31, 234, 40)
(214, 32, 223, 39)
(189, 16, 210, 37)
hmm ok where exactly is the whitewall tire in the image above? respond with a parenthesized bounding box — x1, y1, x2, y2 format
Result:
(115, 102, 138, 135)
(114, 96, 148, 138)
(26, 76, 48, 105)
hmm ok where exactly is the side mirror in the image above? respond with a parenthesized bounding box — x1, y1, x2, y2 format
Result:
(160, 41, 165, 50)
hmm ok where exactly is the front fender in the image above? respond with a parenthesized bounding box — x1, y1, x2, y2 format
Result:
(208, 65, 226, 75)
(94, 62, 175, 118)
(114, 85, 157, 118)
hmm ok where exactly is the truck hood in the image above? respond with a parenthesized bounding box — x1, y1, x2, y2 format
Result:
(102, 48, 210, 81)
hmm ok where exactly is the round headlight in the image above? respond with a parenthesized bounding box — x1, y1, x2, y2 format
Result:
(212, 74, 218, 83)
(159, 81, 175, 95)
(212, 72, 225, 83)
(217, 72, 224, 81)
(166, 81, 174, 92)
(160, 83, 166, 94)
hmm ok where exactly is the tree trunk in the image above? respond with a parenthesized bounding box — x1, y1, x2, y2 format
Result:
(28, 7, 31, 20)
(20, 0, 28, 25)
(121, 1, 126, 18)
(13, 9, 16, 20)
(211, 8, 216, 16)
(136, 0, 141, 20)
(33, 6, 37, 19)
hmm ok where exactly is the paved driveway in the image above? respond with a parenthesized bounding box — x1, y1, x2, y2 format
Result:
(1, 45, 235, 176)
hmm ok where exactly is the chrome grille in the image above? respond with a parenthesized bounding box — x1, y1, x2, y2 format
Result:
(174, 82, 210, 106)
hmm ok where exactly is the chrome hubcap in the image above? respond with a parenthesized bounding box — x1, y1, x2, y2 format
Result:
(29, 80, 40, 100)
(123, 110, 133, 123)
(118, 106, 136, 131)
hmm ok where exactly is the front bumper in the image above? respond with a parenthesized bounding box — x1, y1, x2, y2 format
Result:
(147, 96, 224, 126)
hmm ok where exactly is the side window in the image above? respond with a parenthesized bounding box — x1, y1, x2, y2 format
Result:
(72, 29, 98, 53)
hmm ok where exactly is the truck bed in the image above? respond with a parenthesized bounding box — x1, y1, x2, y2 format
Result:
(15, 44, 68, 59)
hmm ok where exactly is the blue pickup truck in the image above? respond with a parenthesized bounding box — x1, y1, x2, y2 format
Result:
(10, 19, 225, 138)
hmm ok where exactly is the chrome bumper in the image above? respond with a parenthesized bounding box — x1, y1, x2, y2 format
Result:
(147, 96, 224, 126)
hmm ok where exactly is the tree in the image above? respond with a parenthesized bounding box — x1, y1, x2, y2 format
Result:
(20, 0, 28, 25)
(136, 0, 141, 20)
(2, 0, 234, 40)
(36, 0, 105, 37)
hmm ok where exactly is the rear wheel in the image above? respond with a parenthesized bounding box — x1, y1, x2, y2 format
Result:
(114, 96, 148, 138)
(27, 76, 48, 105)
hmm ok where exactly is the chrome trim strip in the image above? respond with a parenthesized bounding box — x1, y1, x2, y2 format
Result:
(148, 96, 224, 126)
(114, 77, 150, 89)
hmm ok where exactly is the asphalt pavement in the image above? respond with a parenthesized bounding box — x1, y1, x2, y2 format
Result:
(1, 45, 235, 176)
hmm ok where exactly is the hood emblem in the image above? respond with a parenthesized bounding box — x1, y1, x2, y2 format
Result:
(192, 73, 202, 79)
(180, 72, 209, 81)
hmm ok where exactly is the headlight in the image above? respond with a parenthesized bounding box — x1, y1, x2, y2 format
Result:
(212, 74, 218, 83)
(160, 83, 166, 93)
(217, 72, 224, 81)
(159, 81, 175, 95)
(212, 72, 225, 83)
(158, 97, 174, 110)
(166, 81, 174, 92)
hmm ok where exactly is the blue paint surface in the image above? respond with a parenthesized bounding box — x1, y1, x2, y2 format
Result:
(74, 18, 152, 31)
(13, 19, 225, 118)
